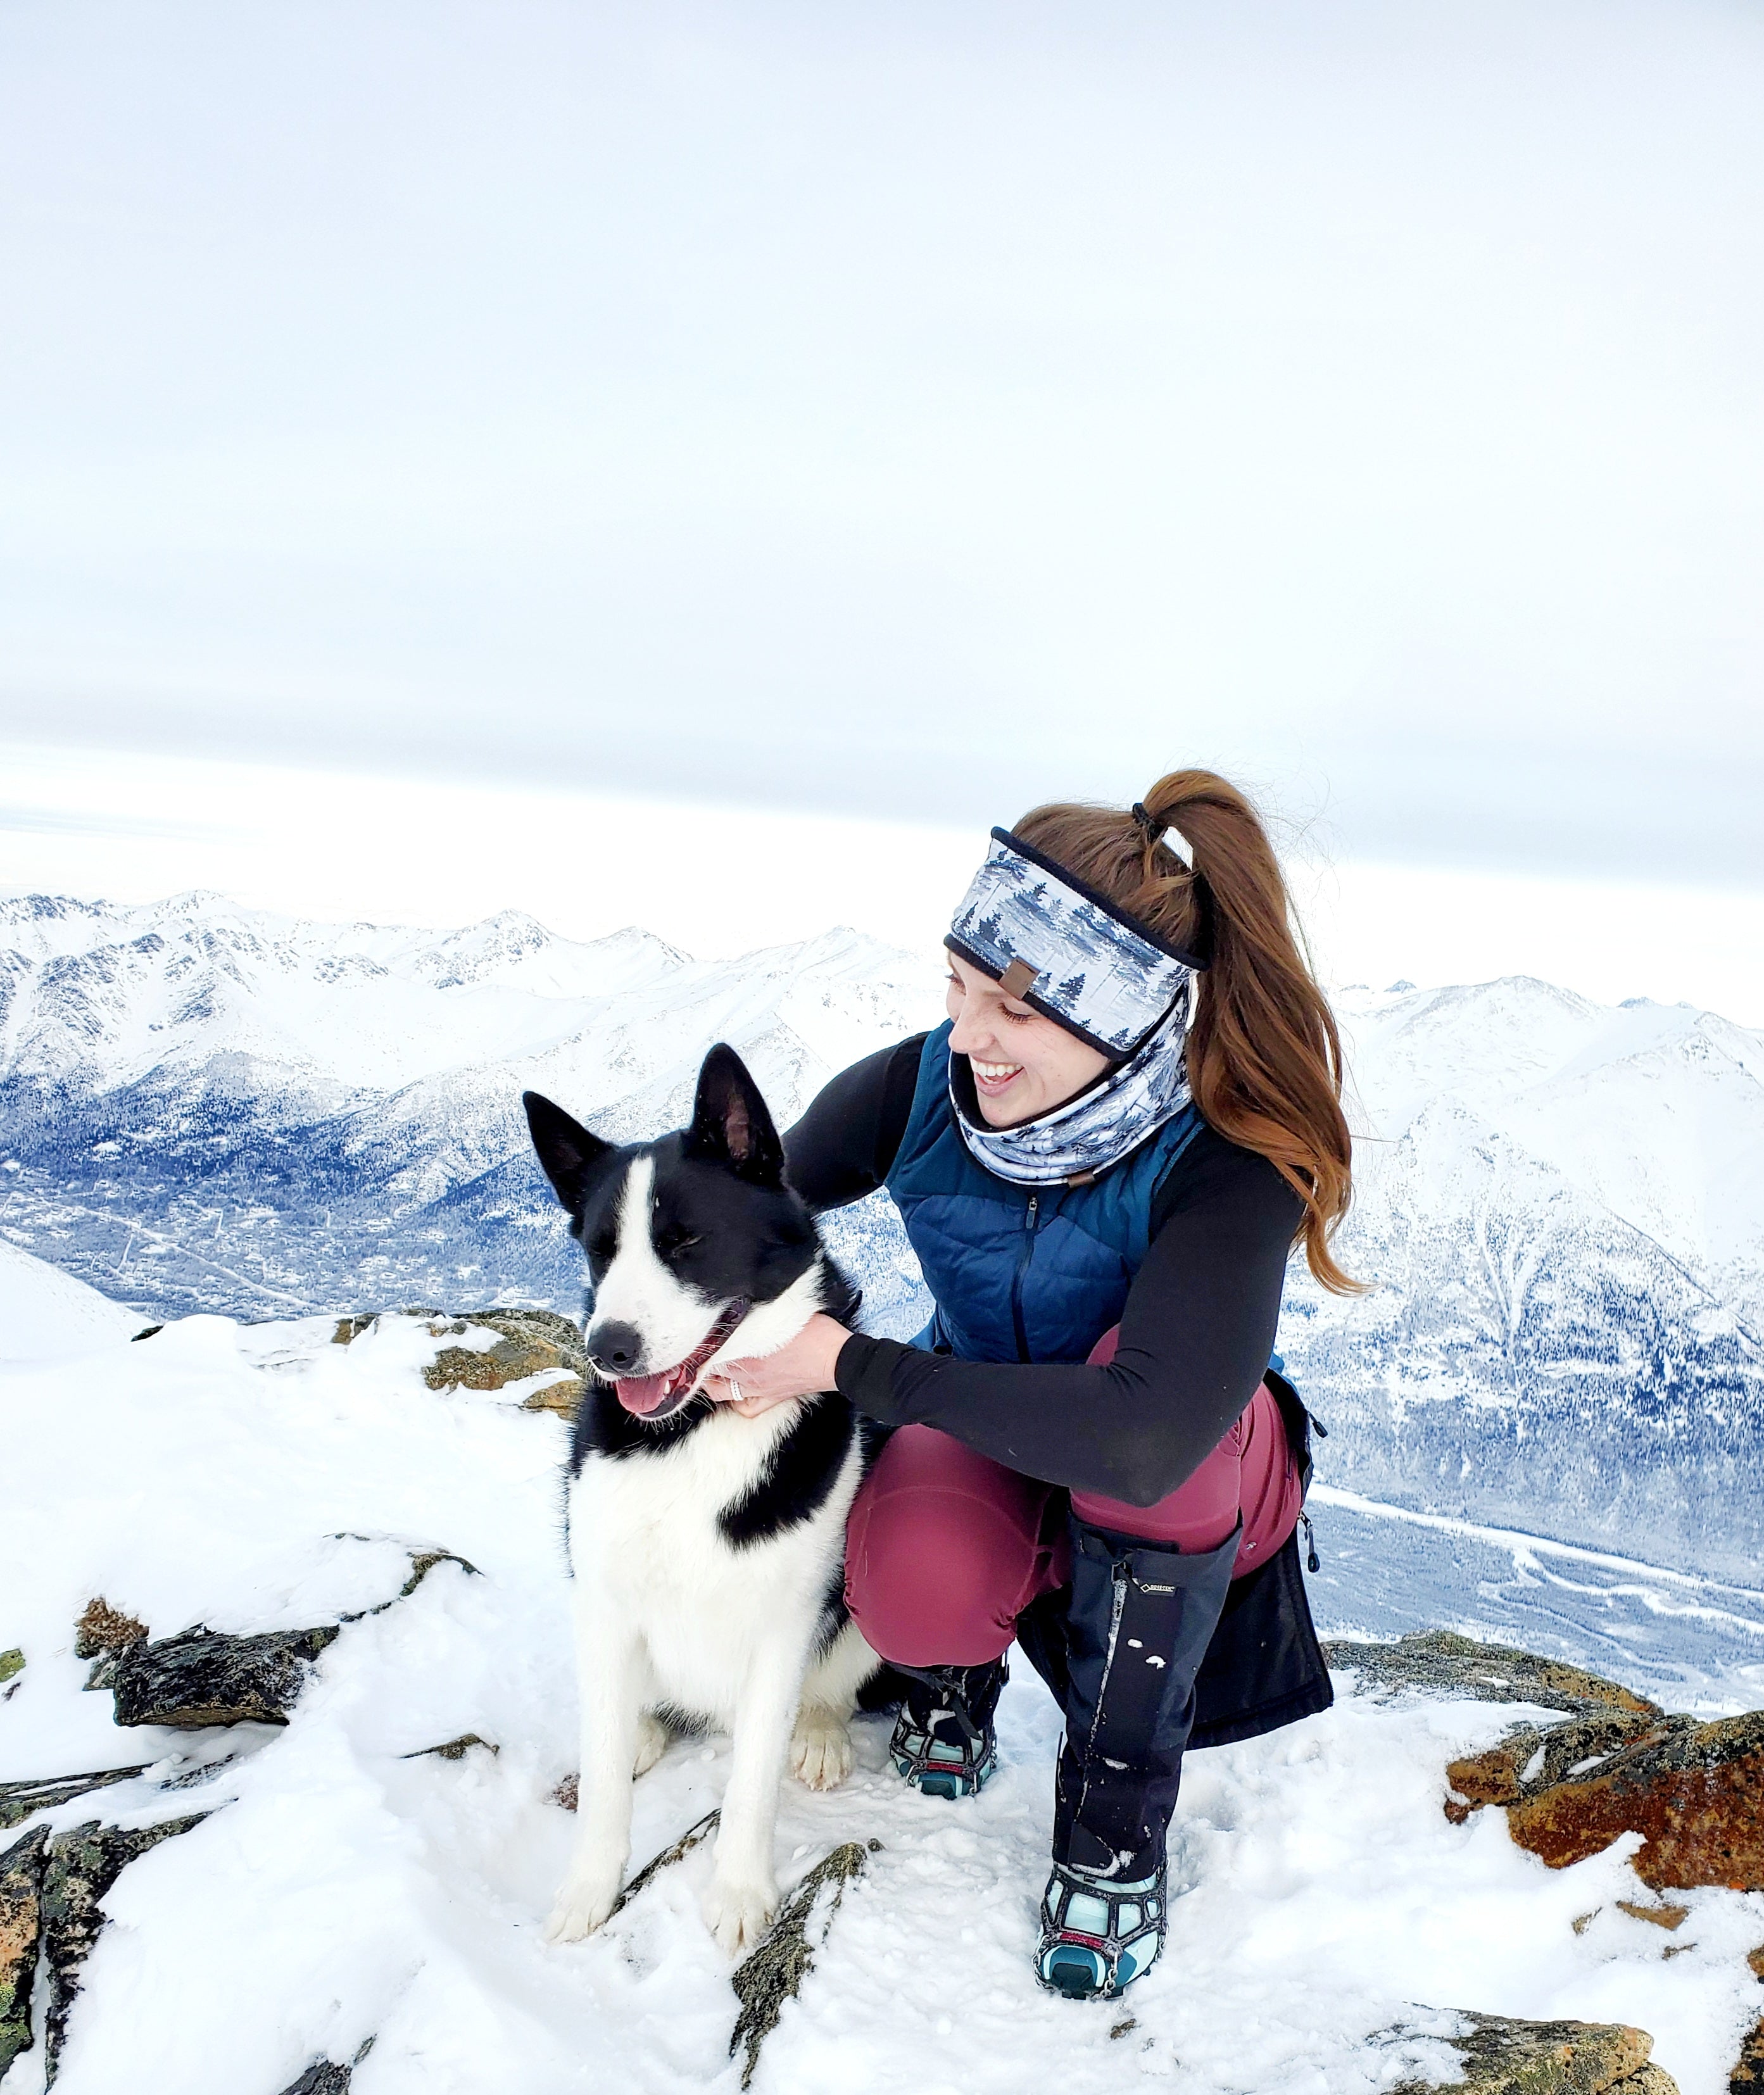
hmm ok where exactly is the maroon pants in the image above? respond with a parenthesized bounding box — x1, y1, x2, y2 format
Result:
(845, 1378, 1303, 1669)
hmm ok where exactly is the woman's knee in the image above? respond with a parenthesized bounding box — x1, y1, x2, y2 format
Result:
(847, 1429, 1052, 1666)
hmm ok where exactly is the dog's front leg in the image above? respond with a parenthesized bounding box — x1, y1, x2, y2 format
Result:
(703, 1635, 804, 1957)
(546, 1589, 648, 1944)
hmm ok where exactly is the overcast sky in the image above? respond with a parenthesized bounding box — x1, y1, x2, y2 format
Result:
(3, 0, 1761, 891)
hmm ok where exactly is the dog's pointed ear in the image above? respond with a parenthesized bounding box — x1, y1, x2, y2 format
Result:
(523, 1091, 611, 1211)
(687, 1043, 783, 1182)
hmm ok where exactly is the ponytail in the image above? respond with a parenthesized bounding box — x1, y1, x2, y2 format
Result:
(1013, 770, 1361, 1294)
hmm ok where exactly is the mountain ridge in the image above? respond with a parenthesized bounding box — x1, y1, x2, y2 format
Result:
(2, 890, 1758, 1580)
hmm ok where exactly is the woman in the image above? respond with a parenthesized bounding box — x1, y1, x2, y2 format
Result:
(703, 768, 1358, 2001)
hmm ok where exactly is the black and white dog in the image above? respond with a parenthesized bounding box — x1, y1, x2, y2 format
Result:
(524, 1045, 879, 1955)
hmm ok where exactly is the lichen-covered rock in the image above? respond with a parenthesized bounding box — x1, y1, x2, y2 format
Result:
(278, 2063, 353, 2094)
(108, 1625, 339, 1728)
(401, 1733, 496, 1762)
(1613, 1898, 1689, 1930)
(41, 1815, 206, 2082)
(1394, 2011, 1673, 2094)
(0, 1649, 23, 1690)
(420, 1309, 586, 1398)
(1326, 1633, 1660, 1718)
(729, 1840, 876, 2090)
(1446, 1713, 1684, 1814)
(73, 1598, 147, 1662)
(330, 1308, 588, 1414)
(1, 1766, 151, 1834)
(89, 1546, 472, 1732)
(1732, 2016, 1764, 2092)
(1446, 1708, 1764, 1890)
(519, 1375, 586, 1418)
(387, 1548, 478, 1603)
(0, 1826, 49, 2073)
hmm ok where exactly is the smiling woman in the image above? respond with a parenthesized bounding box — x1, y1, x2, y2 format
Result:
(701, 765, 1358, 2003)
(943, 953, 1108, 1124)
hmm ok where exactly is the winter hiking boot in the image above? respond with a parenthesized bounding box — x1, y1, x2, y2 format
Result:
(1037, 1858, 1167, 1999)
(886, 1658, 1007, 1799)
(1036, 1518, 1238, 2000)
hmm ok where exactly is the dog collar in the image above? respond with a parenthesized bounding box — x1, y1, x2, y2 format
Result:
(946, 827, 1205, 1060)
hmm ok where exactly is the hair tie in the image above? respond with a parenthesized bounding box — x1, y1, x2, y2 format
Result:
(1132, 802, 1194, 870)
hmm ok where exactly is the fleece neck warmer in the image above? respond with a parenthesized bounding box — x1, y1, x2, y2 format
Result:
(948, 993, 1196, 1186)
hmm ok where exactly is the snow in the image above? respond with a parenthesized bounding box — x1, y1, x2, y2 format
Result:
(0, 1238, 143, 1360)
(3, 1307, 1761, 2095)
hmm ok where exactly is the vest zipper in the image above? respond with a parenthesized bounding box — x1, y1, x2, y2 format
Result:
(1010, 1191, 1040, 1362)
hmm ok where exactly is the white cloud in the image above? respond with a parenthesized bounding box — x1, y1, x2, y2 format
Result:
(0, 0, 1760, 881)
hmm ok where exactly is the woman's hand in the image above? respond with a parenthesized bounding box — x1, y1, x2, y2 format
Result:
(698, 1313, 852, 1418)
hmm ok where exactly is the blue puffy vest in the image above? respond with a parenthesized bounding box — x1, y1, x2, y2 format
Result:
(885, 1024, 1206, 1364)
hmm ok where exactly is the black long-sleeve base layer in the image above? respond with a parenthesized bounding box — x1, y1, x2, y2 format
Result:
(783, 1037, 1304, 1509)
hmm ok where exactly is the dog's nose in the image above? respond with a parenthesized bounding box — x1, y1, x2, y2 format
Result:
(588, 1320, 643, 1375)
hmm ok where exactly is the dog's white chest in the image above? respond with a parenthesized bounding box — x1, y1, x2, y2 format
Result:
(567, 1404, 857, 1726)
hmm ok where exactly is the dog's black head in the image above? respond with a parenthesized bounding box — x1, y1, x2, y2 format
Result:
(524, 1043, 824, 1422)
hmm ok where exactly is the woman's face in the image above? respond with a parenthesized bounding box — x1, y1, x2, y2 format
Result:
(945, 950, 1110, 1128)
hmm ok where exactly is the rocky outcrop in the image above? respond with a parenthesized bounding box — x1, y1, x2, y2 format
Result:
(335, 1307, 587, 1416)
(1396, 2011, 1675, 2094)
(1, 1766, 151, 1834)
(108, 1625, 341, 1728)
(39, 1816, 207, 2082)
(1445, 1708, 1764, 1890)
(0, 1826, 49, 2072)
(1332, 1633, 1764, 1892)
(277, 2063, 354, 2094)
(0, 1649, 23, 1692)
(1734, 2018, 1764, 2093)
(74, 1597, 148, 1691)
(401, 1733, 496, 1763)
(94, 1545, 475, 1730)
(421, 1310, 586, 1416)
(729, 1839, 876, 2091)
(1325, 1632, 1661, 1718)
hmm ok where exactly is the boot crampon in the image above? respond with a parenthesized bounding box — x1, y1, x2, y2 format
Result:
(886, 1658, 1006, 1799)
(1037, 1857, 1167, 1999)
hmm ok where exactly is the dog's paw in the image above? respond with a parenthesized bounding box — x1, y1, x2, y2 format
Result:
(790, 1708, 853, 1790)
(633, 1711, 670, 1778)
(702, 1873, 779, 1958)
(543, 1873, 622, 1944)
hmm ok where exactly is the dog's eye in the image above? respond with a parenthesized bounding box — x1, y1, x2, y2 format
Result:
(587, 1231, 616, 1268)
(656, 1228, 702, 1259)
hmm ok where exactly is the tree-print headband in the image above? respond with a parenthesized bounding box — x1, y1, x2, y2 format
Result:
(946, 827, 1207, 1062)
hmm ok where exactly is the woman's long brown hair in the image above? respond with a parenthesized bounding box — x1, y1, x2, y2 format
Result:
(1014, 769, 1361, 1293)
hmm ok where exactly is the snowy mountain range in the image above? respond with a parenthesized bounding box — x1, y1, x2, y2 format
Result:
(0, 891, 945, 1332)
(1, 891, 1760, 1581)
(1281, 980, 1764, 1583)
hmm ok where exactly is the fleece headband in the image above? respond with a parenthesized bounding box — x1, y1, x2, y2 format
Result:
(946, 827, 1206, 1060)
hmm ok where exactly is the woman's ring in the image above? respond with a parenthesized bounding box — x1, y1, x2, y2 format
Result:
(728, 1378, 742, 1404)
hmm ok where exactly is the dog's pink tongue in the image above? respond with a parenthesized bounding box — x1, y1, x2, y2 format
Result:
(614, 1370, 679, 1416)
